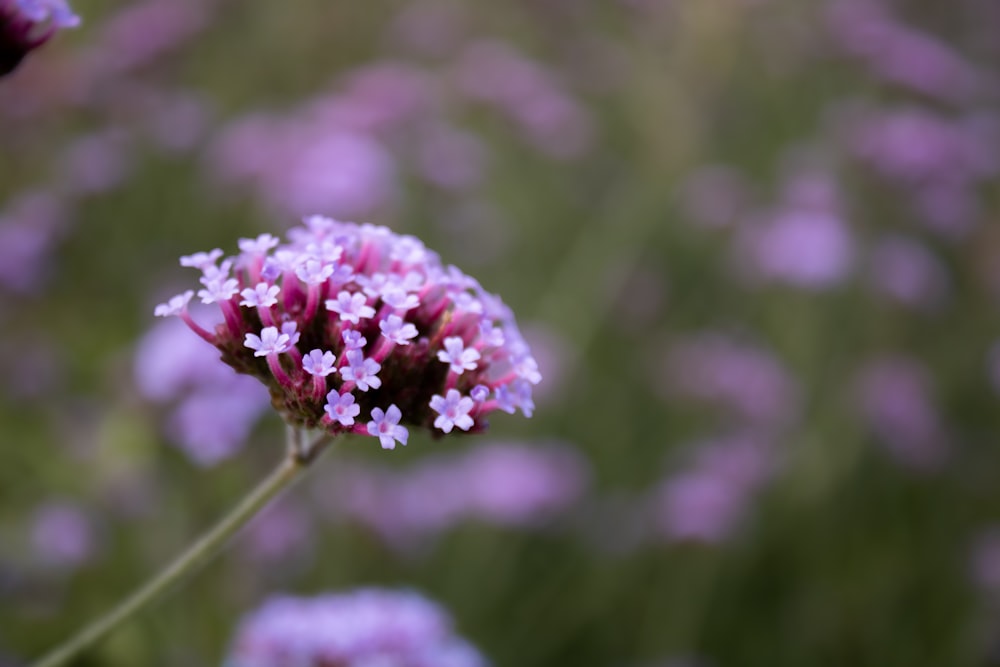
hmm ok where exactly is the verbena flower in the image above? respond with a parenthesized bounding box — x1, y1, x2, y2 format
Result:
(224, 588, 488, 667)
(1, 0, 80, 76)
(156, 216, 539, 450)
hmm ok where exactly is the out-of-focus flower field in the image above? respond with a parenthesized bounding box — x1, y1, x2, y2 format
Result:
(2, 0, 1000, 664)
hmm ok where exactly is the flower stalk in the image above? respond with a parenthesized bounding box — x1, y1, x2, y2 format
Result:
(30, 430, 334, 667)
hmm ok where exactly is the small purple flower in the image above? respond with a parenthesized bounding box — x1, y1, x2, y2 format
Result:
(379, 314, 418, 345)
(238, 233, 280, 256)
(179, 248, 223, 269)
(303, 349, 336, 377)
(295, 258, 334, 285)
(325, 390, 361, 427)
(245, 326, 292, 357)
(239, 282, 280, 308)
(382, 288, 420, 311)
(430, 389, 475, 433)
(367, 405, 408, 449)
(512, 353, 542, 385)
(304, 239, 344, 264)
(342, 329, 367, 350)
(197, 277, 239, 305)
(479, 322, 505, 348)
(153, 290, 193, 317)
(280, 321, 301, 347)
(340, 349, 382, 391)
(326, 290, 376, 324)
(470, 384, 489, 402)
(437, 336, 480, 374)
(496, 379, 534, 417)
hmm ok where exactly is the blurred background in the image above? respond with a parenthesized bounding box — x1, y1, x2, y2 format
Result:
(2, 0, 1000, 664)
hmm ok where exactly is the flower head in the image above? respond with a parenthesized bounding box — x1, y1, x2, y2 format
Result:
(1, 0, 80, 77)
(224, 589, 488, 667)
(160, 216, 540, 449)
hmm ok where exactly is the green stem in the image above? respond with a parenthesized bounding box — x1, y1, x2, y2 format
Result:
(30, 433, 332, 667)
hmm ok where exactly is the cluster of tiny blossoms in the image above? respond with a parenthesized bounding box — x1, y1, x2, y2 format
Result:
(224, 589, 487, 667)
(155, 216, 540, 449)
(0, 0, 80, 76)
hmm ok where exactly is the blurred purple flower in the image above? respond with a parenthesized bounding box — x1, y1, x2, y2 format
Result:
(415, 123, 488, 191)
(655, 333, 799, 430)
(0, 191, 65, 294)
(827, 0, 983, 102)
(142, 91, 211, 153)
(87, 0, 207, 74)
(58, 130, 131, 196)
(239, 500, 314, 566)
(224, 589, 488, 667)
(134, 317, 270, 466)
(841, 106, 998, 238)
(846, 108, 997, 184)
(651, 434, 774, 544)
(389, 2, 467, 58)
(209, 117, 398, 220)
(455, 40, 594, 159)
(866, 235, 950, 311)
(30, 502, 95, 571)
(854, 356, 949, 472)
(319, 442, 588, 548)
(733, 206, 855, 290)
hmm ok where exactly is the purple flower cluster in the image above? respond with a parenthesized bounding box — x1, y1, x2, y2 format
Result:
(156, 217, 539, 449)
(224, 589, 487, 667)
(0, 0, 79, 76)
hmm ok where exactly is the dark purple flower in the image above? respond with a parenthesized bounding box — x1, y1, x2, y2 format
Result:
(0, 0, 79, 77)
